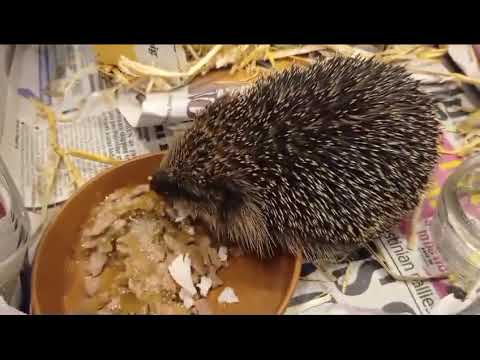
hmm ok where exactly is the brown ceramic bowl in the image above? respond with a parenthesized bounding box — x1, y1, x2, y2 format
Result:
(31, 153, 301, 315)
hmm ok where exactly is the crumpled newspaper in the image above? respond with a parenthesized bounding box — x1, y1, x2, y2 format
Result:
(0, 296, 25, 315)
(287, 294, 480, 315)
(297, 303, 405, 315)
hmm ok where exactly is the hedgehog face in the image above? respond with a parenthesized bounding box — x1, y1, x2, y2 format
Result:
(150, 128, 271, 253)
(150, 129, 241, 228)
(149, 167, 236, 217)
(150, 162, 252, 251)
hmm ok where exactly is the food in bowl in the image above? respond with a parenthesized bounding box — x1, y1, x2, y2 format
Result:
(67, 183, 241, 315)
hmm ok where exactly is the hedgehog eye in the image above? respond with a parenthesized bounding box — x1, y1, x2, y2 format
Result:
(209, 181, 243, 215)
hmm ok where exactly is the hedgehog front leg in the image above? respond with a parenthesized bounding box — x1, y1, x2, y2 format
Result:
(312, 242, 369, 264)
(406, 193, 427, 250)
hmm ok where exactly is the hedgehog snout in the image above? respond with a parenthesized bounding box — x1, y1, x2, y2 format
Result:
(150, 169, 179, 198)
(150, 169, 207, 205)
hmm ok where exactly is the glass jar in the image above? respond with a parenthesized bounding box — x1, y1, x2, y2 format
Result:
(0, 156, 30, 306)
(431, 154, 480, 294)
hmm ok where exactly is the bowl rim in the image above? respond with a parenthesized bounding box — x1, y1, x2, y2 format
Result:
(30, 153, 302, 315)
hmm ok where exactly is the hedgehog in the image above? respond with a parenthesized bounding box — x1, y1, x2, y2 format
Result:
(150, 56, 440, 263)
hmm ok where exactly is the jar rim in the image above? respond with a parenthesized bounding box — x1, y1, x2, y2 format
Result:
(441, 153, 480, 252)
(0, 157, 30, 252)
